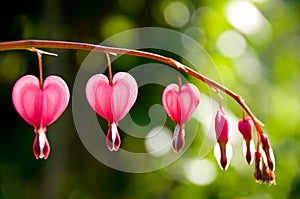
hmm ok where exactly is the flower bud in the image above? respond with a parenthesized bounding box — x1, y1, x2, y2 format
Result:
(260, 134, 275, 171)
(215, 108, 229, 144)
(238, 117, 254, 164)
(254, 151, 263, 183)
(254, 150, 276, 185)
(214, 108, 232, 170)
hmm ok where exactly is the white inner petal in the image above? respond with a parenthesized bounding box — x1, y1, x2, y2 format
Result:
(38, 127, 46, 158)
(111, 122, 118, 148)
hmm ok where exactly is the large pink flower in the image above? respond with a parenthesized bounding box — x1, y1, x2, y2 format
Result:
(12, 75, 70, 159)
(162, 83, 200, 153)
(85, 72, 138, 151)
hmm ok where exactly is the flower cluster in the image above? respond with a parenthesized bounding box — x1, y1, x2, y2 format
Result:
(11, 49, 276, 184)
(212, 106, 276, 185)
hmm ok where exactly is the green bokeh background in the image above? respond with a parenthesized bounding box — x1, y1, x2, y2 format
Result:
(1, 0, 300, 198)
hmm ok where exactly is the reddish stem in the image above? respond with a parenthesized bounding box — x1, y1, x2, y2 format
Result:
(177, 70, 182, 92)
(32, 48, 44, 89)
(0, 40, 263, 133)
(105, 52, 113, 85)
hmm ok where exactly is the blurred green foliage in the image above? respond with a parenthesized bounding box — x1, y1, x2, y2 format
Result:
(1, 0, 300, 198)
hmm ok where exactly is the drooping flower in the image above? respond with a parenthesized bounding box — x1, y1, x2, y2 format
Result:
(85, 72, 138, 151)
(238, 116, 255, 164)
(12, 75, 70, 159)
(214, 107, 232, 170)
(162, 83, 200, 153)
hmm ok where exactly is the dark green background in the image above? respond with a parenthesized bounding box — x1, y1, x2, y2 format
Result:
(1, 0, 300, 198)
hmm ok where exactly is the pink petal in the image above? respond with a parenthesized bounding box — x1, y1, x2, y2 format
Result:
(112, 72, 138, 121)
(12, 75, 70, 127)
(162, 83, 200, 124)
(86, 74, 113, 121)
(12, 75, 43, 127)
(178, 84, 200, 123)
(41, 76, 70, 126)
(162, 84, 181, 123)
(238, 117, 253, 141)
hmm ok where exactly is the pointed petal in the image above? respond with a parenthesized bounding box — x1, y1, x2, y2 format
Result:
(12, 75, 43, 127)
(178, 83, 200, 123)
(41, 76, 70, 126)
(33, 127, 50, 159)
(172, 124, 185, 153)
(106, 122, 121, 151)
(112, 72, 138, 121)
(162, 84, 181, 123)
(214, 142, 232, 170)
(260, 134, 275, 171)
(242, 139, 255, 165)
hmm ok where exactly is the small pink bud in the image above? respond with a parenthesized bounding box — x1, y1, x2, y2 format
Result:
(215, 108, 229, 143)
(214, 108, 232, 170)
(238, 117, 253, 140)
(238, 117, 254, 164)
(260, 134, 275, 171)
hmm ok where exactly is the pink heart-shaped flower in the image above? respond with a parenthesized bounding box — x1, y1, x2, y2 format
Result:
(162, 83, 200, 124)
(162, 83, 200, 153)
(85, 72, 138, 151)
(85, 72, 138, 122)
(12, 75, 70, 159)
(12, 75, 70, 128)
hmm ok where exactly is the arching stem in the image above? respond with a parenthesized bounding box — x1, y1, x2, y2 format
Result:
(0, 40, 263, 132)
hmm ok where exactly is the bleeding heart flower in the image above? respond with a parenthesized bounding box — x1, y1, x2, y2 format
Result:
(162, 83, 200, 153)
(12, 75, 70, 159)
(85, 72, 138, 151)
(214, 108, 232, 170)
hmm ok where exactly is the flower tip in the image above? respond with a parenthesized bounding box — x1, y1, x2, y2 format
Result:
(106, 122, 121, 151)
(172, 124, 185, 153)
(243, 140, 255, 165)
(33, 127, 50, 159)
(214, 142, 232, 170)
